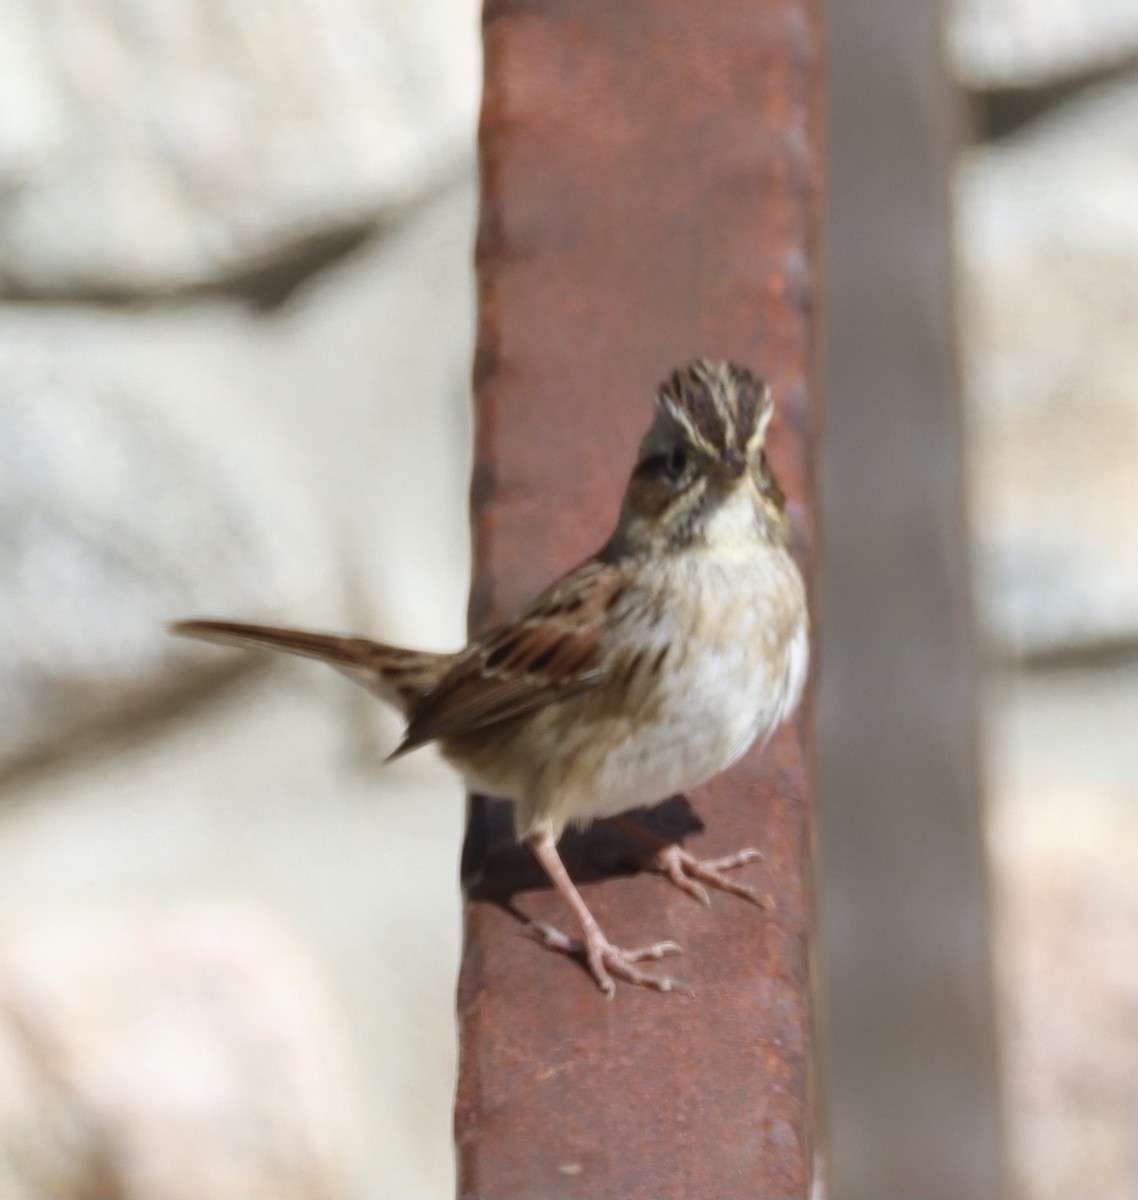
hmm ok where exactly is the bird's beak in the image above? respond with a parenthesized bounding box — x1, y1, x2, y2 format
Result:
(716, 449, 747, 486)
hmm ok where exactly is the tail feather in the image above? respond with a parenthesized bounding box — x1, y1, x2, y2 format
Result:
(170, 619, 451, 716)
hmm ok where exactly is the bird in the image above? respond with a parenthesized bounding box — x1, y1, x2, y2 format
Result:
(171, 359, 809, 996)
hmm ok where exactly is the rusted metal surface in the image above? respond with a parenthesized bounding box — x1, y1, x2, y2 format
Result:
(455, 2, 823, 1197)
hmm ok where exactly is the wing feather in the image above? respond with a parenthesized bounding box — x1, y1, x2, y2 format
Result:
(390, 559, 626, 756)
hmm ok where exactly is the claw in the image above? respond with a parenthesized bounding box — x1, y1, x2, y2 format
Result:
(527, 920, 686, 995)
(664, 867, 711, 907)
(623, 939, 682, 962)
(525, 830, 690, 996)
(652, 843, 770, 909)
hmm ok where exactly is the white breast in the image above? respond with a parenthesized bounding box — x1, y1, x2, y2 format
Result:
(566, 543, 809, 826)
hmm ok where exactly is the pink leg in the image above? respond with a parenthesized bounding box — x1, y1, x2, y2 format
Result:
(612, 817, 770, 909)
(526, 831, 683, 998)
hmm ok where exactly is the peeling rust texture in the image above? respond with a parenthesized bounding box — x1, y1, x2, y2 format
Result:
(456, 2, 823, 1198)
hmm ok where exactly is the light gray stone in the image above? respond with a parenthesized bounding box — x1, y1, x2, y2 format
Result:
(0, 176, 477, 775)
(0, 310, 343, 774)
(0, 176, 475, 1196)
(950, 0, 1138, 88)
(0, 905, 357, 1199)
(985, 664, 1138, 1200)
(957, 78, 1138, 657)
(0, 0, 479, 297)
(0, 683, 465, 1200)
(0, 1010, 76, 1200)
(249, 179, 477, 663)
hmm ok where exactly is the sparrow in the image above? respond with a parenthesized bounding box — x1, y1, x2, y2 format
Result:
(171, 360, 808, 996)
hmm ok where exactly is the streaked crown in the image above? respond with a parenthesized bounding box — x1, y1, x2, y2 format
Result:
(604, 359, 787, 559)
(655, 360, 773, 461)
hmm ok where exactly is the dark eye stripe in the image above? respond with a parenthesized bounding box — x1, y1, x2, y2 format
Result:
(636, 450, 692, 486)
(634, 453, 668, 477)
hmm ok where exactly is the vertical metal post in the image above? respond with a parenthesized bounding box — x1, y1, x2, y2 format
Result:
(456, 2, 823, 1196)
(819, 1, 1005, 1196)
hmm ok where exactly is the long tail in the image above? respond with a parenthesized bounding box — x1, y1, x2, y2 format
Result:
(170, 619, 451, 716)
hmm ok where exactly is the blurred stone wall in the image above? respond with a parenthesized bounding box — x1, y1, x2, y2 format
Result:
(0, 2, 480, 1196)
(952, 3, 1138, 1197)
(956, 23, 1137, 661)
(821, 0, 1135, 1196)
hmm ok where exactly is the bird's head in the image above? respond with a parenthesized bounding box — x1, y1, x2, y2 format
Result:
(608, 359, 788, 557)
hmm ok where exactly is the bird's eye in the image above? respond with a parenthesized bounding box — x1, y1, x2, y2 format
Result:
(636, 445, 694, 488)
(663, 445, 689, 481)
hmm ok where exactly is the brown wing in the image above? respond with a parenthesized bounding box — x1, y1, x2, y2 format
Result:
(390, 558, 628, 757)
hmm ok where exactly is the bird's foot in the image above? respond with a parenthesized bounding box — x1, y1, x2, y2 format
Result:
(526, 920, 685, 998)
(651, 843, 769, 908)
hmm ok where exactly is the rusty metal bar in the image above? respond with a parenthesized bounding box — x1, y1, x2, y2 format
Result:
(455, 2, 824, 1197)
